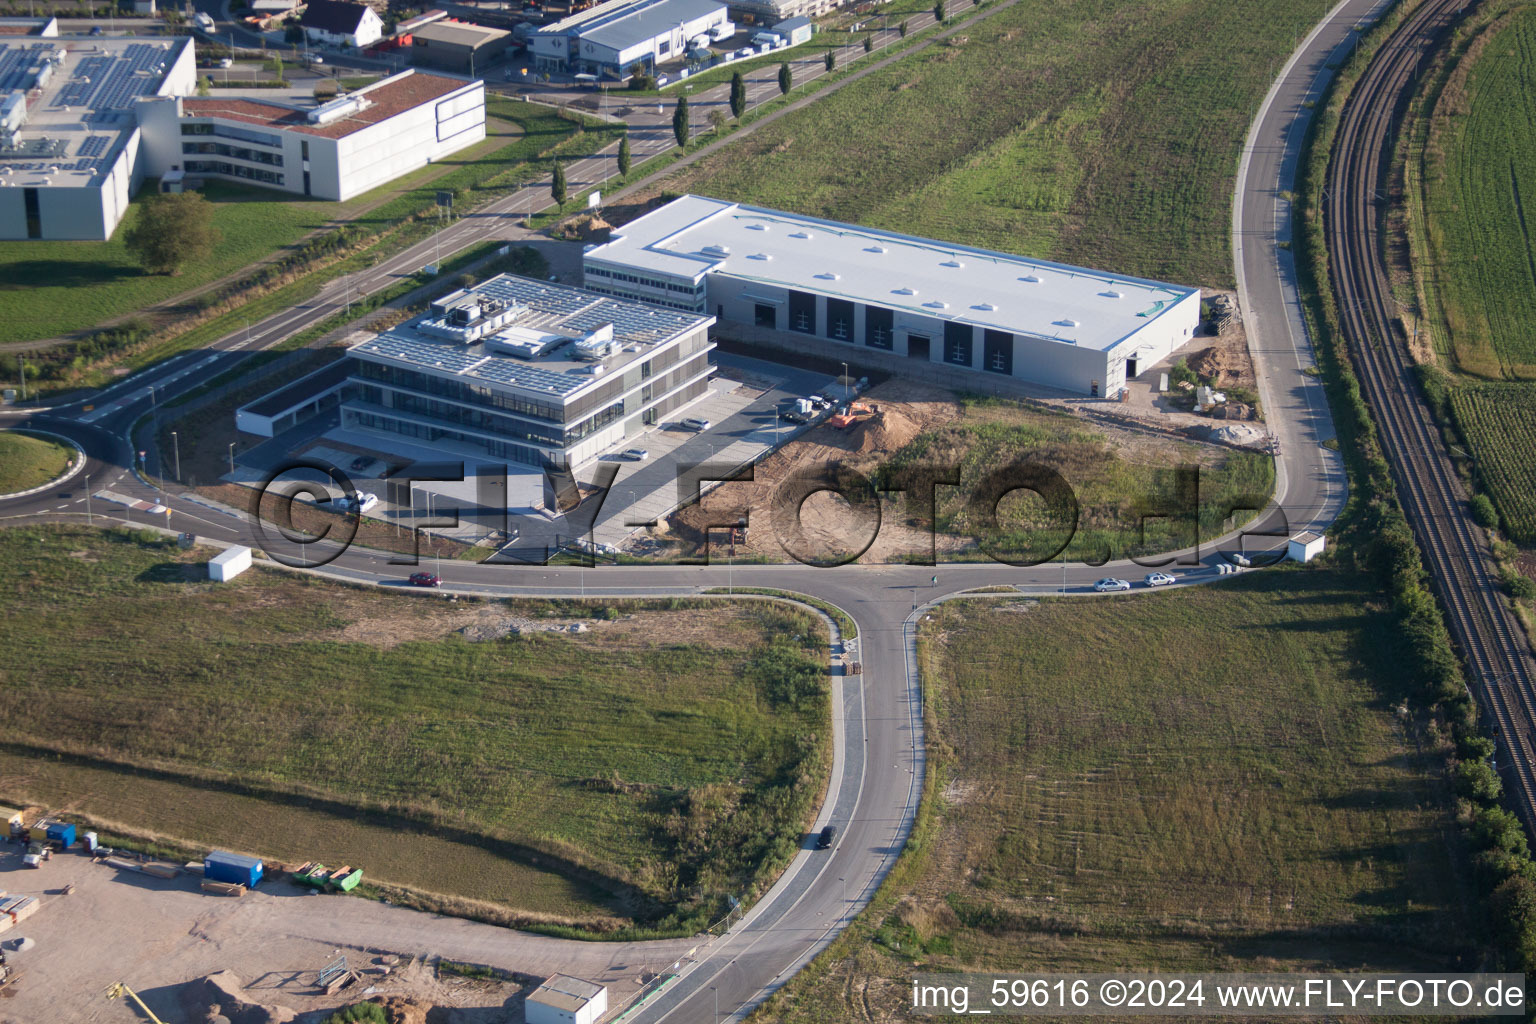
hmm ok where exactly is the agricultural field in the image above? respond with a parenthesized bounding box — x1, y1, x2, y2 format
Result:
(621, 0, 1332, 288)
(1417, 5, 1536, 379)
(0, 526, 832, 935)
(1449, 383, 1536, 542)
(0, 430, 74, 494)
(0, 102, 604, 346)
(759, 573, 1474, 1022)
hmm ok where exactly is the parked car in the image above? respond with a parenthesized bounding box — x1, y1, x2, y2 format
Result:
(1144, 572, 1176, 587)
(1093, 577, 1131, 593)
(408, 572, 440, 587)
(337, 492, 378, 514)
(349, 455, 373, 472)
(783, 411, 809, 424)
(219, 57, 233, 68)
(816, 824, 836, 850)
(622, 448, 650, 461)
(681, 416, 712, 431)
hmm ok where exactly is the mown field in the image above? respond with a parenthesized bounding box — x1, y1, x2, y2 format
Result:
(886, 398, 1274, 562)
(760, 573, 1473, 1022)
(0, 102, 608, 346)
(625, 0, 1331, 287)
(1449, 383, 1536, 542)
(0, 526, 831, 935)
(1419, 5, 1536, 379)
(0, 430, 74, 493)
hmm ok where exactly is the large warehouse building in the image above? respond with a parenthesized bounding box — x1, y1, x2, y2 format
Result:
(583, 195, 1201, 396)
(0, 35, 196, 239)
(530, 0, 729, 78)
(138, 69, 485, 201)
(329, 274, 716, 468)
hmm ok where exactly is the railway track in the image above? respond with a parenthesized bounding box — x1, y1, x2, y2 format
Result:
(1325, 0, 1536, 827)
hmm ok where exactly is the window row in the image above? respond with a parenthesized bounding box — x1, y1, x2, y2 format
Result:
(182, 141, 283, 166)
(183, 160, 284, 186)
(180, 121, 284, 149)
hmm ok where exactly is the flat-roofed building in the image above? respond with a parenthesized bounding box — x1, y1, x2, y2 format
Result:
(340, 274, 715, 468)
(583, 194, 1201, 397)
(0, 35, 196, 239)
(409, 20, 511, 74)
(526, 976, 607, 1024)
(136, 68, 484, 201)
(530, 0, 728, 78)
(0, 16, 59, 36)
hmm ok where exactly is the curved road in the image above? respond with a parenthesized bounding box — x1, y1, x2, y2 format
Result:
(0, 3, 1376, 1018)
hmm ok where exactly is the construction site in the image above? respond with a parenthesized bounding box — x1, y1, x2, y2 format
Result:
(0, 806, 674, 1024)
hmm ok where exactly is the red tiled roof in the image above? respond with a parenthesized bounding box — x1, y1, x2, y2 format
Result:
(181, 70, 472, 139)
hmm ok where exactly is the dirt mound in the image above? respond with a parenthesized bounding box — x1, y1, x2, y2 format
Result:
(1187, 335, 1255, 389)
(555, 213, 613, 243)
(852, 406, 921, 454)
(180, 971, 297, 1024)
(371, 995, 430, 1024)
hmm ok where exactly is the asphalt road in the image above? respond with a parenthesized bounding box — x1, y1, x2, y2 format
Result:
(0, 4, 1366, 1019)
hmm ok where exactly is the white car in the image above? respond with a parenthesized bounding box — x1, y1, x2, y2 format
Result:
(1093, 577, 1131, 593)
(219, 57, 233, 68)
(681, 417, 712, 431)
(622, 448, 650, 461)
(336, 492, 379, 514)
(1144, 572, 1176, 587)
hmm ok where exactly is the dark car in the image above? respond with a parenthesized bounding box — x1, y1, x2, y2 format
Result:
(783, 411, 809, 424)
(408, 572, 441, 587)
(816, 825, 836, 850)
(350, 456, 373, 472)
(89, 25, 103, 35)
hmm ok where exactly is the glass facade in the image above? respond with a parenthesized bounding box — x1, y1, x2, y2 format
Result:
(180, 121, 284, 148)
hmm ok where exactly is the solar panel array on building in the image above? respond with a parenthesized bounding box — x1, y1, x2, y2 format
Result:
(582, 195, 1202, 397)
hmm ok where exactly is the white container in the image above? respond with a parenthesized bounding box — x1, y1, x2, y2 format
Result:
(209, 545, 252, 582)
(84, 831, 98, 853)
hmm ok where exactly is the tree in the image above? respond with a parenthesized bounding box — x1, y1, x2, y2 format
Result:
(729, 70, 746, 118)
(778, 61, 792, 95)
(933, 0, 945, 20)
(864, 34, 873, 52)
(824, 49, 834, 72)
(551, 160, 567, 205)
(1491, 874, 1536, 971)
(272, 54, 286, 84)
(124, 192, 220, 276)
(197, 74, 212, 96)
(1453, 758, 1502, 803)
(899, 19, 909, 37)
(709, 109, 728, 134)
(672, 95, 689, 147)
(1470, 492, 1498, 528)
(617, 134, 631, 177)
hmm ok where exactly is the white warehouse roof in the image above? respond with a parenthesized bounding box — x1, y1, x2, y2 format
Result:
(540, 0, 723, 48)
(586, 195, 1199, 352)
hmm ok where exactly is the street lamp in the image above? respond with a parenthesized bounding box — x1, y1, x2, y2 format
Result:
(170, 430, 181, 483)
(228, 441, 237, 477)
(85, 473, 92, 524)
(841, 362, 849, 401)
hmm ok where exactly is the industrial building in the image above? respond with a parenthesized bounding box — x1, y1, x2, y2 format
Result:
(299, 0, 384, 49)
(583, 195, 1201, 396)
(409, 20, 512, 74)
(0, 16, 59, 36)
(137, 69, 485, 201)
(243, 274, 718, 469)
(530, 0, 730, 78)
(726, 0, 839, 26)
(0, 35, 197, 240)
(525, 976, 608, 1024)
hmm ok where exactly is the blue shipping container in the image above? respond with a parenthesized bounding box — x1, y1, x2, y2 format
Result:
(204, 850, 264, 888)
(46, 822, 76, 847)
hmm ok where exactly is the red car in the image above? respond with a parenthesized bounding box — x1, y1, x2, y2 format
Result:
(408, 572, 441, 588)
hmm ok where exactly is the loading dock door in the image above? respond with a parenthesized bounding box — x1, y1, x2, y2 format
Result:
(907, 334, 931, 360)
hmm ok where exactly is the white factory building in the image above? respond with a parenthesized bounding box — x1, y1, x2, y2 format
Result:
(138, 69, 485, 201)
(530, 0, 730, 78)
(583, 195, 1202, 396)
(525, 975, 607, 1024)
(0, 31, 483, 238)
(0, 35, 197, 240)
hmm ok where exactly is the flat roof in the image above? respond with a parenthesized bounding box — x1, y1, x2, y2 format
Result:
(586, 195, 1199, 353)
(529, 975, 605, 1012)
(349, 274, 711, 402)
(538, 0, 721, 46)
(0, 36, 189, 187)
(181, 68, 472, 139)
(411, 20, 510, 46)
